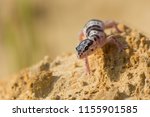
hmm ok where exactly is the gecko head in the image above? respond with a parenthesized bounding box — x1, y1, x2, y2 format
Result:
(76, 39, 96, 59)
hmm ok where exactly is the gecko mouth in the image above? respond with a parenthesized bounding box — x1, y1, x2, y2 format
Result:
(77, 53, 83, 59)
(77, 55, 81, 59)
(76, 51, 86, 59)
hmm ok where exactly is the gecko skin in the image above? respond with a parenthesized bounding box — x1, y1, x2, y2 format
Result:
(76, 19, 125, 74)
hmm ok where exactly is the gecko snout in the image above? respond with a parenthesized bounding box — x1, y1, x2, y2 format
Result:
(76, 46, 84, 59)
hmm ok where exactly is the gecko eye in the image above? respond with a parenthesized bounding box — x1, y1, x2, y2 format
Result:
(84, 46, 88, 52)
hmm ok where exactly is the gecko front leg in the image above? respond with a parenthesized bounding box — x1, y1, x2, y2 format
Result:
(79, 31, 91, 74)
(84, 57, 90, 74)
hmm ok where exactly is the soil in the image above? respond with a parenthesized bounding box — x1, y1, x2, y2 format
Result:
(0, 23, 150, 100)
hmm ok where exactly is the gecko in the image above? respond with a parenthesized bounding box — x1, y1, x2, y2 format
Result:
(76, 19, 125, 74)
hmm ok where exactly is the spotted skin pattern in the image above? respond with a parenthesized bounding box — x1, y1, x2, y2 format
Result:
(76, 19, 125, 74)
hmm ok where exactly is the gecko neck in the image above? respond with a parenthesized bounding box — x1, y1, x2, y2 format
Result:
(88, 31, 106, 48)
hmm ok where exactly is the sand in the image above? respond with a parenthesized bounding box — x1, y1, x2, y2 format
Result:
(0, 23, 150, 100)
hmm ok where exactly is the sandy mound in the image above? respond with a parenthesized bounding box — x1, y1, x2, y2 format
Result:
(0, 23, 150, 100)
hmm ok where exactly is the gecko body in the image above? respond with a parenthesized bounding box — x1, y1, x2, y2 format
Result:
(76, 19, 125, 73)
(76, 19, 106, 59)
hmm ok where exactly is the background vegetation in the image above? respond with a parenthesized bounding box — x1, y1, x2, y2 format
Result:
(0, 0, 150, 78)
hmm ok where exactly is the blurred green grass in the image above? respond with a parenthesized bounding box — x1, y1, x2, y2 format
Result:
(4, 0, 38, 68)
(0, 0, 46, 77)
